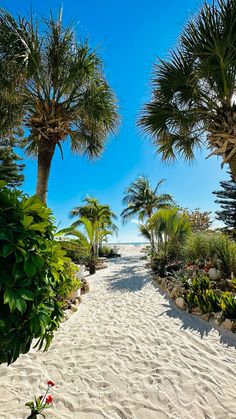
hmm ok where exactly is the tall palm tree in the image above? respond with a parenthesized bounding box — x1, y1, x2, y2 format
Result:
(0, 10, 119, 202)
(121, 176, 172, 249)
(139, 0, 236, 180)
(121, 176, 172, 221)
(70, 197, 118, 256)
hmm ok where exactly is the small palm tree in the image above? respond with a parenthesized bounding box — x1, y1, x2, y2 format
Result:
(139, 208, 191, 275)
(139, 0, 236, 180)
(121, 175, 172, 248)
(70, 197, 118, 257)
(0, 10, 119, 202)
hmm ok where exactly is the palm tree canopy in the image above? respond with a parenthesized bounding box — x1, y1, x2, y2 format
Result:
(69, 196, 118, 233)
(121, 175, 173, 222)
(0, 9, 119, 156)
(139, 0, 236, 178)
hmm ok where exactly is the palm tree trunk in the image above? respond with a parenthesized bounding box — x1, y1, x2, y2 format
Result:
(229, 156, 236, 181)
(36, 139, 56, 204)
(89, 245, 96, 275)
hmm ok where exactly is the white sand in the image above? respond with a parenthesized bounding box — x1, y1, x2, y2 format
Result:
(1, 247, 236, 418)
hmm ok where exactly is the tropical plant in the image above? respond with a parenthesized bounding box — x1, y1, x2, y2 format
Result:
(140, 207, 191, 275)
(181, 208, 212, 232)
(70, 197, 118, 256)
(0, 136, 24, 187)
(0, 9, 119, 202)
(183, 232, 211, 265)
(139, 0, 236, 180)
(0, 184, 76, 364)
(183, 231, 236, 277)
(26, 380, 55, 419)
(218, 292, 236, 318)
(187, 278, 219, 314)
(121, 176, 173, 249)
(213, 172, 236, 230)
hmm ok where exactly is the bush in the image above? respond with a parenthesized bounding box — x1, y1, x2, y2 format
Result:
(186, 275, 219, 313)
(0, 185, 76, 364)
(60, 238, 90, 265)
(183, 232, 211, 265)
(184, 232, 236, 277)
(218, 292, 236, 318)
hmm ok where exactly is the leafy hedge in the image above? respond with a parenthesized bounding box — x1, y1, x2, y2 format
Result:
(0, 184, 76, 364)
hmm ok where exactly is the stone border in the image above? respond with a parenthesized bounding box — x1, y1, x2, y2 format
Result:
(153, 275, 236, 333)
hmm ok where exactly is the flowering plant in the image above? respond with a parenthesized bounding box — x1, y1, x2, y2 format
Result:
(26, 380, 55, 418)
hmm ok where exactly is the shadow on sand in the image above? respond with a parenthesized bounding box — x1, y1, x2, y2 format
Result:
(105, 255, 150, 293)
(105, 255, 236, 349)
(157, 290, 236, 349)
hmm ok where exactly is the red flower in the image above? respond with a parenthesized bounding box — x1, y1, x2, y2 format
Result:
(46, 395, 53, 404)
(47, 380, 55, 387)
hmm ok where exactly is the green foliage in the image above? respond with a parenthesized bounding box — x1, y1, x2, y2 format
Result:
(121, 176, 172, 223)
(56, 262, 81, 301)
(0, 186, 75, 364)
(139, 0, 236, 177)
(183, 233, 211, 265)
(218, 292, 236, 318)
(209, 233, 236, 277)
(59, 238, 90, 265)
(0, 137, 24, 187)
(183, 232, 236, 277)
(186, 276, 219, 314)
(213, 172, 236, 230)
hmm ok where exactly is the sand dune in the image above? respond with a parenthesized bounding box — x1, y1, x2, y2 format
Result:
(1, 247, 236, 418)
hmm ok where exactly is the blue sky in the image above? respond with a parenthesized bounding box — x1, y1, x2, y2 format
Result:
(3, 0, 228, 242)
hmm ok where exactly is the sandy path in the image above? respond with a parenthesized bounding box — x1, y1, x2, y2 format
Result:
(1, 251, 236, 418)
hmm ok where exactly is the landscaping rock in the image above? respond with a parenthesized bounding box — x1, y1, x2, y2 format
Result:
(221, 319, 234, 331)
(208, 268, 221, 281)
(170, 286, 182, 299)
(201, 313, 211, 322)
(191, 307, 202, 316)
(70, 304, 78, 313)
(160, 278, 167, 292)
(175, 297, 187, 310)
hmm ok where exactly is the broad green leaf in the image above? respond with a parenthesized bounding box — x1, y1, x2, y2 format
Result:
(3, 244, 14, 258)
(24, 259, 37, 278)
(21, 215, 33, 229)
(4, 289, 17, 312)
(15, 298, 27, 314)
(28, 222, 47, 232)
(17, 288, 34, 301)
(30, 254, 44, 269)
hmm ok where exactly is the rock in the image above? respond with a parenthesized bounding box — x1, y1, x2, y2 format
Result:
(175, 297, 187, 310)
(221, 318, 234, 331)
(208, 268, 221, 281)
(191, 307, 202, 316)
(201, 313, 211, 322)
(160, 278, 167, 292)
(170, 286, 182, 299)
(70, 304, 78, 313)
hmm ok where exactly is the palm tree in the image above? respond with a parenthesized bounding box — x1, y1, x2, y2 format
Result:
(70, 197, 118, 256)
(139, 208, 191, 275)
(121, 176, 172, 249)
(139, 0, 236, 180)
(0, 10, 119, 202)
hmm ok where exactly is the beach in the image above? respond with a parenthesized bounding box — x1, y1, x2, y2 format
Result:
(1, 246, 236, 418)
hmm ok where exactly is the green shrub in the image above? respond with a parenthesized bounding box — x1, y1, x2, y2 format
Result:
(56, 262, 81, 301)
(0, 185, 75, 364)
(184, 232, 236, 277)
(209, 233, 236, 277)
(183, 232, 211, 264)
(60, 238, 90, 265)
(186, 275, 219, 313)
(218, 292, 236, 318)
